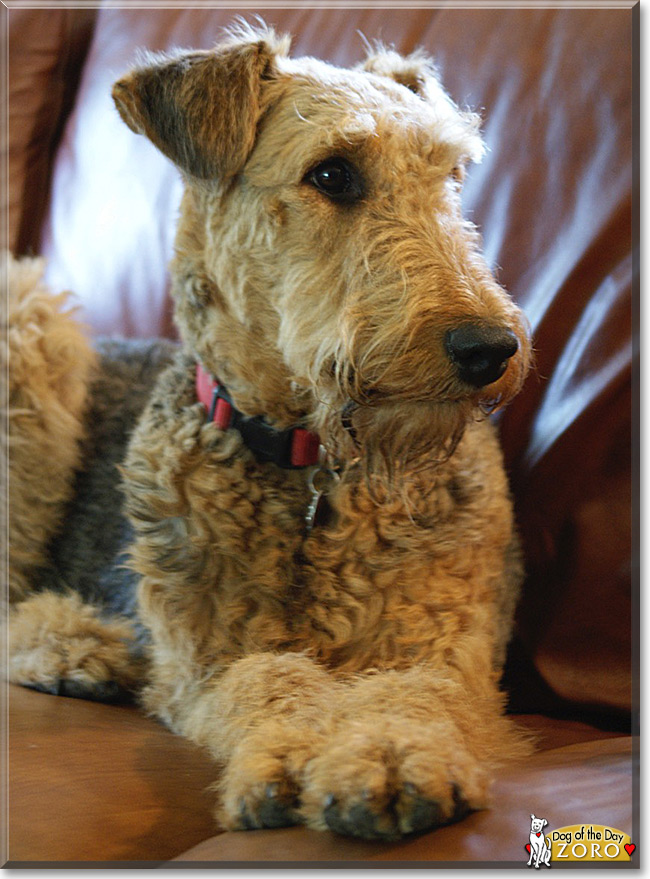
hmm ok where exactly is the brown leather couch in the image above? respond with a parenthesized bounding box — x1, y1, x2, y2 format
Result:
(5, 4, 638, 865)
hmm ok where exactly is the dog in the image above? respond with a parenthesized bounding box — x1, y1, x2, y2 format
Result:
(8, 22, 533, 840)
(528, 815, 552, 868)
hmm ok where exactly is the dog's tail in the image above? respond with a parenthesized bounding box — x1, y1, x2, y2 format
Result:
(4, 252, 97, 602)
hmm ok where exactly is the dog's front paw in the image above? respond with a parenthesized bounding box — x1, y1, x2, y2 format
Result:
(300, 720, 487, 840)
(217, 723, 324, 831)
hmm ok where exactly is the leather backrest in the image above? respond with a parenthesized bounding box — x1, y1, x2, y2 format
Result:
(6, 8, 96, 255)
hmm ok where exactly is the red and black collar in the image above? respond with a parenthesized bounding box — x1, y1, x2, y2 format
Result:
(195, 363, 321, 469)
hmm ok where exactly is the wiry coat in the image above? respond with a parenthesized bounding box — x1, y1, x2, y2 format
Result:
(9, 23, 533, 840)
(6, 254, 96, 602)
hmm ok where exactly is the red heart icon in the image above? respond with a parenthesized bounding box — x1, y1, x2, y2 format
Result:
(525, 844, 531, 853)
(536, 832, 542, 837)
(625, 843, 635, 856)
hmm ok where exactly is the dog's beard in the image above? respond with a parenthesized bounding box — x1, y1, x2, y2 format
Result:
(315, 353, 528, 499)
(320, 395, 477, 494)
(308, 313, 530, 498)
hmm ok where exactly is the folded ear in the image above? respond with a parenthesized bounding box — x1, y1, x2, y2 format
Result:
(360, 46, 436, 97)
(112, 31, 287, 180)
(361, 45, 484, 165)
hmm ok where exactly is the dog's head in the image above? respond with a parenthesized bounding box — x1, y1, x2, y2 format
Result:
(530, 815, 548, 833)
(113, 21, 531, 478)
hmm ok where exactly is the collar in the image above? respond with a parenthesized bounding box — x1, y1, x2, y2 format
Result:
(195, 363, 321, 469)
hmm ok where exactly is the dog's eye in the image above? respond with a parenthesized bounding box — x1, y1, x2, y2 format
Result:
(305, 158, 364, 203)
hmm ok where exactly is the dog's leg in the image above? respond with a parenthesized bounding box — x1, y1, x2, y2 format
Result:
(8, 592, 143, 702)
(150, 649, 530, 838)
(141, 653, 339, 830)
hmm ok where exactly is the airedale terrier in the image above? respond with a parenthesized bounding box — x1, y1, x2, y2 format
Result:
(8, 23, 533, 839)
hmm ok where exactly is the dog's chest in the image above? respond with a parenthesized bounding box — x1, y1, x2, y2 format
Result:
(182, 446, 483, 665)
(127, 361, 512, 669)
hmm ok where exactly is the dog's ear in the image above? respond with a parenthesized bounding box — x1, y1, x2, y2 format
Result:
(360, 46, 436, 97)
(112, 30, 288, 181)
(361, 45, 484, 164)
(543, 819, 548, 827)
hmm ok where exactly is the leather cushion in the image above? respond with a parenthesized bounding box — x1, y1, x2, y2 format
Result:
(7, 685, 631, 864)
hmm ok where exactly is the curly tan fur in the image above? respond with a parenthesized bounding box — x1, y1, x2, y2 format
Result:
(5, 253, 96, 602)
(9, 591, 140, 693)
(9, 23, 533, 840)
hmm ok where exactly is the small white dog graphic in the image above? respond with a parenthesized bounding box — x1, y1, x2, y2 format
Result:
(528, 814, 552, 868)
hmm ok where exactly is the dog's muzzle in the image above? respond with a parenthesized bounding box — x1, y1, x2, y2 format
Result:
(446, 323, 519, 388)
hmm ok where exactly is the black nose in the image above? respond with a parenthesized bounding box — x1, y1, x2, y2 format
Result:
(446, 324, 519, 388)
